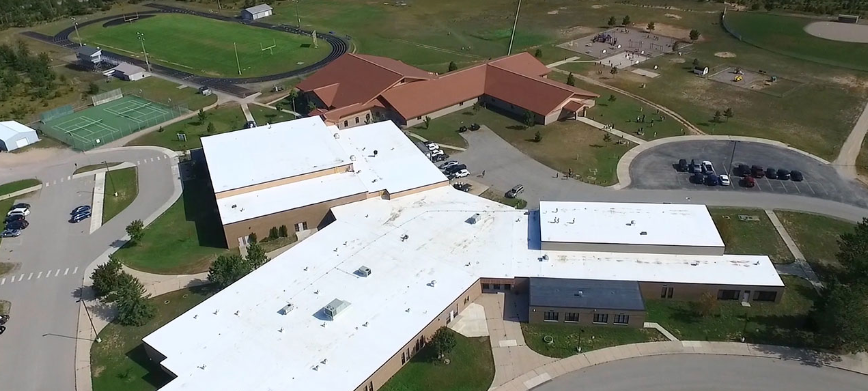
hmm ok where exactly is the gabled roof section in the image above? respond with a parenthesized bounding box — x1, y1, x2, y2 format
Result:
(75, 46, 100, 56)
(353, 54, 436, 81)
(484, 66, 582, 116)
(488, 52, 552, 77)
(244, 4, 272, 13)
(380, 65, 487, 120)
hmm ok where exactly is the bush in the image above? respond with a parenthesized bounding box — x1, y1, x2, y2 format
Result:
(269, 226, 279, 240)
(279, 225, 289, 238)
(533, 130, 542, 142)
(448, 61, 458, 72)
(91, 254, 123, 299)
(248, 232, 257, 244)
(126, 220, 144, 244)
(533, 48, 542, 58)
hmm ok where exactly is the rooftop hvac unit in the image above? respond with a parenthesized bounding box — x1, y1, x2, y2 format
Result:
(280, 303, 295, 315)
(324, 299, 351, 319)
(357, 266, 372, 277)
(468, 213, 482, 224)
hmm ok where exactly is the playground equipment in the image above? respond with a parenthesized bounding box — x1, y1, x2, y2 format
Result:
(733, 67, 744, 75)
(733, 75, 743, 82)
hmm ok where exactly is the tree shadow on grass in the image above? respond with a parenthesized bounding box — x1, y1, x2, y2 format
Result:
(124, 343, 175, 389)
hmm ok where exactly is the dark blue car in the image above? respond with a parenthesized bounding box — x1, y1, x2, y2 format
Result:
(71, 205, 91, 215)
(71, 211, 91, 223)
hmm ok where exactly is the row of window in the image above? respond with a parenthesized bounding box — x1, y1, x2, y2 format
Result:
(482, 282, 512, 291)
(660, 286, 778, 303)
(543, 311, 630, 325)
(343, 112, 381, 128)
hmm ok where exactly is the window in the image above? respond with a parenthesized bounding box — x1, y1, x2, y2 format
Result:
(369, 382, 373, 391)
(417, 116, 422, 120)
(755, 291, 778, 302)
(504, 284, 511, 291)
(614, 314, 629, 325)
(295, 222, 308, 232)
(661, 286, 673, 299)
(493, 283, 501, 290)
(482, 283, 491, 290)
(593, 313, 608, 324)
(717, 290, 740, 301)
(375, 111, 381, 118)
(355, 117, 360, 124)
(366, 113, 371, 121)
(401, 351, 406, 364)
(565, 312, 579, 322)
(343, 120, 348, 127)
(464, 296, 469, 304)
(543, 311, 559, 322)
(459, 101, 464, 106)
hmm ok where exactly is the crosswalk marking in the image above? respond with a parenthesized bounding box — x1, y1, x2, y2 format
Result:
(37, 272, 42, 279)
(67, 176, 71, 180)
(64, 268, 69, 275)
(45, 270, 51, 278)
(28, 273, 33, 280)
(18, 274, 23, 281)
(0, 266, 81, 286)
(73, 267, 78, 274)
(55, 269, 60, 276)
(1, 278, 5, 285)
(45, 182, 49, 187)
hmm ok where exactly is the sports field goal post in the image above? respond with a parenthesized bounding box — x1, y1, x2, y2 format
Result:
(92, 88, 124, 106)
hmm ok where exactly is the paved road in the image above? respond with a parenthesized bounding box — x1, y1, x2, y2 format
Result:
(0, 148, 178, 391)
(534, 355, 866, 391)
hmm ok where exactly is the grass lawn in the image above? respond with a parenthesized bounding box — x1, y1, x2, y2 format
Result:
(709, 207, 792, 264)
(102, 167, 138, 224)
(646, 276, 819, 348)
(858, 136, 868, 177)
(380, 330, 494, 391)
(0, 263, 14, 277)
(0, 179, 40, 196)
(522, 323, 666, 358)
(75, 162, 122, 175)
(91, 285, 217, 391)
(113, 179, 229, 274)
(127, 103, 246, 151)
(76, 14, 331, 78)
(0, 299, 9, 315)
(725, 12, 868, 72)
(479, 188, 527, 209)
(248, 104, 296, 126)
(409, 112, 472, 148)
(776, 211, 856, 279)
(100, 77, 217, 111)
(257, 234, 299, 253)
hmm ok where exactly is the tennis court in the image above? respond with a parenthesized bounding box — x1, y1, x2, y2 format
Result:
(42, 95, 186, 150)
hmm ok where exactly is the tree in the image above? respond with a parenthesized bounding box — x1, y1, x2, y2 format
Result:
(603, 132, 612, 143)
(306, 100, 317, 113)
(472, 102, 481, 112)
(208, 253, 253, 289)
(448, 61, 458, 72)
(430, 327, 457, 360)
(713, 110, 722, 123)
(206, 122, 215, 133)
(695, 291, 718, 317)
(837, 218, 868, 284)
(533, 48, 542, 58)
(287, 89, 298, 112)
(566, 72, 576, 86)
(246, 242, 268, 270)
(672, 41, 681, 52)
(750, 2, 761, 10)
(647, 21, 655, 31)
(723, 108, 733, 121)
(87, 82, 99, 95)
(524, 110, 535, 127)
(608, 94, 616, 102)
(114, 272, 155, 326)
(248, 232, 258, 244)
(91, 254, 123, 299)
(279, 225, 289, 238)
(607, 16, 617, 26)
(622, 15, 631, 26)
(610, 67, 618, 77)
(812, 282, 868, 353)
(534, 130, 542, 142)
(424, 116, 431, 129)
(763, 1, 774, 11)
(275, 102, 282, 112)
(126, 219, 144, 244)
(269, 226, 279, 240)
(198, 108, 206, 123)
(689, 29, 700, 41)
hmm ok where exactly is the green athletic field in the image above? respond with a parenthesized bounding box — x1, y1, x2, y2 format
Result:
(42, 96, 183, 150)
(76, 13, 332, 78)
(725, 12, 868, 72)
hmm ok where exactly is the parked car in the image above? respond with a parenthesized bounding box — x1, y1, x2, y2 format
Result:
(243, 120, 257, 129)
(4, 214, 24, 224)
(690, 159, 702, 173)
(706, 174, 719, 186)
(452, 183, 472, 192)
(0, 229, 20, 238)
(677, 159, 689, 172)
(790, 170, 804, 182)
(6, 206, 29, 217)
(777, 169, 791, 180)
(751, 165, 765, 178)
(439, 161, 460, 170)
(765, 167, 778, 179)
(444, 164, 467, 174)
(71, 210, 91, 223)
(424, 142, 440, 151)
(430, 149, 445, 157)
(742, 176, 756, 188)
(505, 184, 525, 199)
(432, 153, 449, 162)
(737, 164, 750, 177)
(691, 173, 705, 184)
(6, 220, 28, 230)
(469, 123, 481, 131)
(719, 174, 731, 186)
(11, 203, 30, 210)
(458, 126, 468, 133)
(451, 169, 470, 179)
(701, 160, 715, 174)
(71, 205, 91, 215)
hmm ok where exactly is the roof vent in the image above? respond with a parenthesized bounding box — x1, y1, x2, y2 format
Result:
(350, 155, 357, 161)
(373, 150, 379, 156)
(280, 303, 295, 315)
(467, 213, 482, 224)
(363, 321, 369, 327)
(333, 133, 340, 139)
(640, 231, 647, 235)
(312, 365, 319, 371)
(356, 266, 372, 277)
(231, 204, 237, 209)
(574, 290, 584, 297)
(400, 234, 409, 242)
(324, 299, 351, 319)
(428, 280, 437, 287)
(628, 220, 635, 226)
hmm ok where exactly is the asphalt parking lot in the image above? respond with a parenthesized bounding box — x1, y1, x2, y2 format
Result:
(628, 140, 868, 208)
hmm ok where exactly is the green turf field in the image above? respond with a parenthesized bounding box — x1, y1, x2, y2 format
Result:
(725, 12, 868, 72)
(43, 95, 183, 150)
(76, 14, 332, 78)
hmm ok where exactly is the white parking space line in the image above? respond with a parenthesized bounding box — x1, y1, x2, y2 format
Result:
(7, 276, 13, 283)
(37, 272, 42, 279)
(44, 182, 49, 187)
(150, 158, 155, 162)
(64, 268, 69, 275)
(136, 160, 140, 165)
(73, 267, 78, 274)
(67, 176, 71, 180)
(59, 178, 64, 183)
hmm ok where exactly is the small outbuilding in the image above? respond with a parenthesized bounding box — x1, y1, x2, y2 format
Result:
(241, 4, 273, 21)
(75, 45, 102, 68)
(111, 62, 148, 81)
(693, 66, 709, 76)
(0, 121, 40, 152)
(528, 277, 646, 328)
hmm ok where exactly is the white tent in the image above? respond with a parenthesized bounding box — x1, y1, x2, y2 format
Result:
(0, 121, 39, 152)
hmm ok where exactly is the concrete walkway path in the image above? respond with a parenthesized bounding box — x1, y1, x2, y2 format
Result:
(644, 322, 679, 341)
(833, 101, 868, 180)
(546, 56, 582, 68)
(89, 172, 105, 234)
(489, 341, 868, 391)
(0, 184, 42, 201)
(576, 117, 645, 145)
(250, 101, 302, 118)
(241, 103, 254, 122)
(765, 210, 823, 290)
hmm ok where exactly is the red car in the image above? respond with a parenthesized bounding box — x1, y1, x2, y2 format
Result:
(743, 176, 756, 188)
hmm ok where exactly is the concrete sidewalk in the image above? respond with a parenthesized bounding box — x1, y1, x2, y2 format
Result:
(241, 103, 254, 122)
(765, 210, 823, 290)
(576, 117, 645, 145)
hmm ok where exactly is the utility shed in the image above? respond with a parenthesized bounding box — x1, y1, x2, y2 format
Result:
(528, 277, 646, 328)
(0, 121, 39, 152)
(241, 4, 273, 20)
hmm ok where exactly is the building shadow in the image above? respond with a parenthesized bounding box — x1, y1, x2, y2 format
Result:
(181, 179, 226, 248)
(124, 343, 175, 388)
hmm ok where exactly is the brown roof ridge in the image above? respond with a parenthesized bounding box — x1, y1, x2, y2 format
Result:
(348, 53, 404, 78)
(488, 63, 599, 98)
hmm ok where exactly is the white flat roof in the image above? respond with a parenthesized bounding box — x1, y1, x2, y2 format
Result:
(146, 190, 782, 391)
(0, 121, 36, 140)
(539, 201, 725, 248)
(201, 117, 351, 193)
(216, 172, 368, 224)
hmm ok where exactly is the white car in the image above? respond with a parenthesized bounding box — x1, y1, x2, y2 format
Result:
(7, 207, 30, 217)
(439, 161, 460, 169)
(701, 160, 714, 174)
(430, 149, 445, 157)
(719, 174, 731, 186)
(425, 142, 439, 151)
(451, 169, 470, 179)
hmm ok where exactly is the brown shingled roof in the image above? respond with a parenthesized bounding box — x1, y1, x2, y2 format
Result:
(380, 65, 487, 120)
(488, 52, 552, 77)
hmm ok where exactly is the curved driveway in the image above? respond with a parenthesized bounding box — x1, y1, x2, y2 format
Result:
(534, 355, 866, 391)
(0, 147, 180, 391)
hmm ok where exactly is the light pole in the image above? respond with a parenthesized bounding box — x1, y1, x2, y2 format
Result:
(234, 42, 242, 76)
(729, 140, 739, 175)
(137, 32, 151, 72)
(295, 0, 301, 28)
(104, 160, 117, 197)
(507, 0, 522, 55)
(740, 300, 751, 342)
(72, 18, 82, 47)
(77, 295, 101, 343)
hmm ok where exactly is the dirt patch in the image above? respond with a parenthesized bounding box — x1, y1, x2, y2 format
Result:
(830, 75, 868, 90)
(670, 58, 686, 64)
(591, 4, 607, 9)
(715, 52, 737, 58)
(664, 13, 682, 20)
(0, 148, 74, 168)
(547, 10, 559, 15)
(648, 23, 700, 41)
(558, 25, 597, 39)
(804, 21, 868, 43)
(92, 365, 105, 378)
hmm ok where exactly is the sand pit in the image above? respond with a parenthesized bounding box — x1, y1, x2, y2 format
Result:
(715, 52, 737, 58)
(805, 21, 868, 43)
(665, 13, 682, 20)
